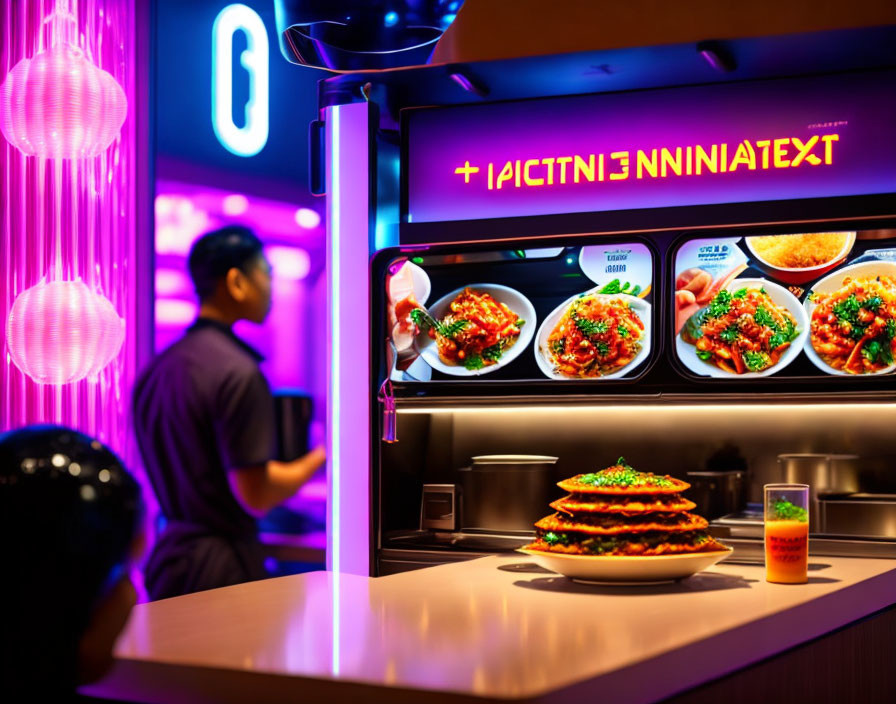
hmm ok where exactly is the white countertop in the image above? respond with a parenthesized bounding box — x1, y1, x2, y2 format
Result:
(84, 555, 896, 703)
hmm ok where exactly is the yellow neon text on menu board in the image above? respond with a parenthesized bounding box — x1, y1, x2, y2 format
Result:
(452, 134, 840, 190)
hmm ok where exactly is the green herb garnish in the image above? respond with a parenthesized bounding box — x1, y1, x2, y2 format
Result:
(753, 305, 776, 329)
(719, 324, 739, 343)
(598, 279, 634, 295)
(732, 288, 748, 299)
(409, 308, 469, 339)
(617, 325, 630, 338)
(482, 341, 506, 362)
(743, 350, 771, 371)
(771, 499, 808, 522)
(464, 354, 485, 370)
(705, 290, 732, 319)
(551, 338, 566, 355)
(572, 311, 609, 338)
(769, 318, 798, 350)
(575, 461, 674, 489)
(697, 349, 713, 361)
(862, 339, 894, 366)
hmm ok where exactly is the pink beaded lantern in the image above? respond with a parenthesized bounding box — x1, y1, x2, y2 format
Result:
(5, 279, 125, 385)
(0, 7, 127, 159)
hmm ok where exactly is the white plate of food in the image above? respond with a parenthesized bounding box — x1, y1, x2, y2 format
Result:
(676, 278, 808, 378)
(743, 232, 856, 284)
(415, 284, 536, 376)
(535, 291, 651, 380)
(518, 547, 733, 585)
(803, 261, 896, 376)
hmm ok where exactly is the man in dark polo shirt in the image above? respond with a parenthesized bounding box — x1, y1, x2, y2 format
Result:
(134, 226, 325, 600)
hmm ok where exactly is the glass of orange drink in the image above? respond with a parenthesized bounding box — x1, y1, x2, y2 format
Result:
(764, 483, 809, 584)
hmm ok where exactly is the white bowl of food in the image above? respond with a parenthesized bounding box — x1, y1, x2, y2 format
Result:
(535, 291, 651, 380)
(676, 278, 808, 378)
(415, 284, 536, 377)
(803, 261, 896, 376)
(744, 232, 856, 284)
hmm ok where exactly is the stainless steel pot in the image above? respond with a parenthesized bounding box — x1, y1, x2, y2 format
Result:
(459, 455, 558, 533)
(685, 470, 746, 520)
(777, 453, 860, 529)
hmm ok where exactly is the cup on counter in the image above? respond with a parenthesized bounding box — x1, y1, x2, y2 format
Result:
(764, 483, 809, 584)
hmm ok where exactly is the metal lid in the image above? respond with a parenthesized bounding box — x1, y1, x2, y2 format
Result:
(470, 455, 558, 465)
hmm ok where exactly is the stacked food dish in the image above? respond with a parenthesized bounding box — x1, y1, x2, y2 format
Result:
(524, 459, 726, 557)
(520, 459, 730, 583)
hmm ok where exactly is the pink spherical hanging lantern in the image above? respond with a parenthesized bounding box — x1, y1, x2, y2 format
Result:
(0, 41, 127, 159)
(5, 279, 125, 385)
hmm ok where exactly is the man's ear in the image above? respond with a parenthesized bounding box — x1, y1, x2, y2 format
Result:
(225, 267, 249, 302)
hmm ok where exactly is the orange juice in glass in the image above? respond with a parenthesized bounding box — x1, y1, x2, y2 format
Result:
(764, 483, 809, 584)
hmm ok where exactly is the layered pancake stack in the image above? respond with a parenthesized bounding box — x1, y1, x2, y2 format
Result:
(524, 459, 727, 556)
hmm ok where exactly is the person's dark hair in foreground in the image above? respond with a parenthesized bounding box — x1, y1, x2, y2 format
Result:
(134, 225, 326, 601)
(0, 425, 141, 701)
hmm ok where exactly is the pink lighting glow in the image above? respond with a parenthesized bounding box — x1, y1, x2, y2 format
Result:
(0, 5, 127, 159)
(222, 193, 249, 215)
(1, 0, 138, 454)
(266, 245, 311, 281)
(154, 269, 192, 297)
(155, 195, 210, 255)
(294, 207, 321, 229)
(155, 299, 197, 326)
(6, 279, 125, 384)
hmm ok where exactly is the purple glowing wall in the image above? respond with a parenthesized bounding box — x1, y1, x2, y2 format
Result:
(1, 0, 138, 458)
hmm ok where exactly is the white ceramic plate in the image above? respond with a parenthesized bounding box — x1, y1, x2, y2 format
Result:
(675, 278, 808, 378)
(803, 260, 896, 376)
(535, 291, 651, 380)
(416, 284, 536, 377)
(518, 547, 733, 585)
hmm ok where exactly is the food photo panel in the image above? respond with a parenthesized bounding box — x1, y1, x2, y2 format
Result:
(385, 241, 656, 382)
(673, 229, 896, 378)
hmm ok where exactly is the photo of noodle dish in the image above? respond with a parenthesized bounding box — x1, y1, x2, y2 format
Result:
(535, 291, 651, 380)
(412, 284, 536, 376)
(519, 459, 731, 584)
(676, 278, 808, 378)
(804, 261, 896, 375)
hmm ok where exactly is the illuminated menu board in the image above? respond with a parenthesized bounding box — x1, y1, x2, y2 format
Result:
(382, 229, 896, 384)
(404, 71, 896, 223)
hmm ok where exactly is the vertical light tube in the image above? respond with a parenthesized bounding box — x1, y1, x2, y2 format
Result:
(325, 101, 372, 583)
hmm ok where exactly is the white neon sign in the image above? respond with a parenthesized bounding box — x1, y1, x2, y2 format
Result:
(211, 3, 269, 157)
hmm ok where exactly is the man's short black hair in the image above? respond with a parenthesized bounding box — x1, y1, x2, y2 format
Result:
(188, 225, 264, 300)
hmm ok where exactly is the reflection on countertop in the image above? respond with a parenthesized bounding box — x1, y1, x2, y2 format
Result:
(87, 555, 896, 703)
